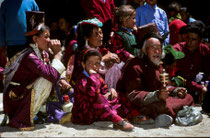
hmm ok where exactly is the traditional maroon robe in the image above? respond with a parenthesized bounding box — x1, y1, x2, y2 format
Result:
(173, 42, 210, 93)
(80, 0, 115, 24)
(3, 48, 60, 130)
(116, 56, 194, 119)
(71, 72, 121, 125)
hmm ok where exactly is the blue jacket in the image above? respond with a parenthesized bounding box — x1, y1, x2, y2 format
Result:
(136, 3, 170, 45)
(0, 0, 39, 47)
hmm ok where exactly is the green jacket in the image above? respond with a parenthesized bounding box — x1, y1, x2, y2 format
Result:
(115, 28, 140, 56)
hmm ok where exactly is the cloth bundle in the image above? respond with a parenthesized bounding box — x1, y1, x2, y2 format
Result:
(175, 106, 203, 126)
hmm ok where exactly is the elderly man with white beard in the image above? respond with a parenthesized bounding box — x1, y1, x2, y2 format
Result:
(116, 33, 194, 127)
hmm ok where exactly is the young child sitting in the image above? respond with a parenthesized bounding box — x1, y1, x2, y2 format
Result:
(71, 49, 134, 131)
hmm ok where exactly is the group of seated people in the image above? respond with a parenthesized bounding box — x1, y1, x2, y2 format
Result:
(1, 3, 210, 132)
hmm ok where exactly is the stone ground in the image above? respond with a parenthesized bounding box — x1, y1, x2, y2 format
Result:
(0, 93, 210, 137)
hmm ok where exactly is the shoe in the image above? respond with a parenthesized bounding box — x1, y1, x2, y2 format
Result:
(113, 119, 134, 131)
(155, 114, 173, 128)
(34, 116, 45, 124)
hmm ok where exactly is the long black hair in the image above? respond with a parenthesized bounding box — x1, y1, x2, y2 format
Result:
(77, 23, 96, 51)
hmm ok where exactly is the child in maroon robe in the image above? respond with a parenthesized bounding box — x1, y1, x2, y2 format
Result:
(71, 49, 134, 131)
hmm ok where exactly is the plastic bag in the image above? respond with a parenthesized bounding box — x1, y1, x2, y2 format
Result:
(175, 106, 203, 126)
(194, 72, 204, 83)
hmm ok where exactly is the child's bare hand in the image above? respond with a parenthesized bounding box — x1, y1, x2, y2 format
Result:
(59, 79, 70, 90)
(133, 25, 138, 31)
(109, 88, 118, 99)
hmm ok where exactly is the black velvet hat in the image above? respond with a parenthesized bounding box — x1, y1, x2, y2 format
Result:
(25, 11, 45, 36)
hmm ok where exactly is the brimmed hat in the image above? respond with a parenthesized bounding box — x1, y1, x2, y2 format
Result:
(164, 45, 185, 60)
(25, 11, 45, 36)
(77, 18, 103, 27)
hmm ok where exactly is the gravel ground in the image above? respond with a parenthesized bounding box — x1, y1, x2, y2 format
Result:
(1, 93, 210, 137)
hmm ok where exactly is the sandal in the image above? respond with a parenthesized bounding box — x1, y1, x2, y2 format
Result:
(113, 119, 134, 131)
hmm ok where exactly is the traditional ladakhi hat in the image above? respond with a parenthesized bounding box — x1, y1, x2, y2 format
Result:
(76, 18, 103, 40)
(77, 18, 103, 27)
(78, 18, 111, 44)
(25, 11, 45, 36)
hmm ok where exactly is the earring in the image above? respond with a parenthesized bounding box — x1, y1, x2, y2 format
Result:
(85, 40, 88, 46)
(35, 42, 38, 48)
(30, 42, 38, 49)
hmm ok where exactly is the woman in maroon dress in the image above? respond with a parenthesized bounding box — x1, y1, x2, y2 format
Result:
(3, 11, 67, 130)
(66, 18, 119, 85)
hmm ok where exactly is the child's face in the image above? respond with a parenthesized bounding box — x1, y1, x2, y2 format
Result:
(124, 11, 136, 29)
(180, 11, 189, 23)
(83, 56, 101, 74)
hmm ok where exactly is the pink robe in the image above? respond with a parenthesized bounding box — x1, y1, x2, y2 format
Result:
(71, 72, 121, 125)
